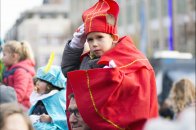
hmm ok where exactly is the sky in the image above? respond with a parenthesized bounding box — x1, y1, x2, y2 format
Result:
(1, 0, 42, 39)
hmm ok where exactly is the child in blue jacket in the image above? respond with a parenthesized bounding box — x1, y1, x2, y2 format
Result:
(29, 65, 68, 130)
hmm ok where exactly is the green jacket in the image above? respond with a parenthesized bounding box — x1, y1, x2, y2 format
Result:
(0, 60, 5, 82)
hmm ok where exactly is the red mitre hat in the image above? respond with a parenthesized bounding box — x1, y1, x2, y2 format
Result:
(82, 0, 119, 35)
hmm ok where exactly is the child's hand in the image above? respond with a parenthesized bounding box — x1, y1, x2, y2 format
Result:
(40, 113, 52, 123)
(70, 24, 87, 48)
(30, 115, 40, 124)
(104, 60, 117, 68)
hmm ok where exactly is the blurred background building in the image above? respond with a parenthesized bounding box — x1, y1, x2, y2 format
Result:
(4, 0, 71, 67)
(116, 0, 195, 57)
(4, 0, 196, 67)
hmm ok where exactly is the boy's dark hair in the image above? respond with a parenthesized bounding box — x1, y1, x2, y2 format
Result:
(33, 78, 62, 94)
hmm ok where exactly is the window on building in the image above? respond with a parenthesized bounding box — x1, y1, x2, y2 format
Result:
(63, 13, 68, 18)
(27, 13, 34, 19)
(127, 1, 133, 24)
(39, 13, 58, 19)
(117, 0, 122, 26)
(150, 0, 158, 19)
(177, 0, 187, 14)
(161, 0, 168, 17)
(39, 37, 48, 45)
(152, 30, 159, 49)
(137, 0, 142, 21)
(50, 37, 60, 45)
(192, 0, 196, 10)
(117, 0, 122, 4)
(118, 12, 123, 26)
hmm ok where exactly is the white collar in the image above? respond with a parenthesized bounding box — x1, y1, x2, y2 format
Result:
(30, 90, 59, 105)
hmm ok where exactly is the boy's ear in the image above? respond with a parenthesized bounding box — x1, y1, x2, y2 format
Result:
(112, 34, 119, 42)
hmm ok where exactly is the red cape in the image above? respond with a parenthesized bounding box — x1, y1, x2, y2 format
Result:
(66, 36, 158, 130)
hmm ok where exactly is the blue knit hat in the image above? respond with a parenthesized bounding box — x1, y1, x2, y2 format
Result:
(36, 65, 66, 88)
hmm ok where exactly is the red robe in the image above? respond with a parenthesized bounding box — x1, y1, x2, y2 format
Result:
(66, 36, 158, 130)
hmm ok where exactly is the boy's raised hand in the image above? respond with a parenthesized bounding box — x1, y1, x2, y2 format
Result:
(70, 24, 87, 48)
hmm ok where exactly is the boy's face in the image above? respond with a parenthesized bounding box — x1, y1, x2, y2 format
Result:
(87, 32, 115, 58)
(34, 79, 48, 94)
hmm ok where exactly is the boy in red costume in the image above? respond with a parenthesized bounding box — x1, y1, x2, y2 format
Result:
(61, 0, 159, 130)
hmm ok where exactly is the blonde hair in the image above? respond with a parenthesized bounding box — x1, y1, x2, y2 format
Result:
(3, 40, 34, 61)
(169, 78, 196, 114)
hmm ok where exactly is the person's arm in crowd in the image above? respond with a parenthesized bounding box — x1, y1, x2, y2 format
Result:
(61, 24, 86, 77)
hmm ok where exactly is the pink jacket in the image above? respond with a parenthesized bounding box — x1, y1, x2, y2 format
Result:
(3, 59, 35, 108)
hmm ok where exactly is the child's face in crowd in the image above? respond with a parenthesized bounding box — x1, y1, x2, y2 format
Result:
(2, 113, 29, 130)
(68, 98, 91, 130)
(34, 79, 48, 94)
(2, 48, 18, 67)
(87, 32, 115, 57)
